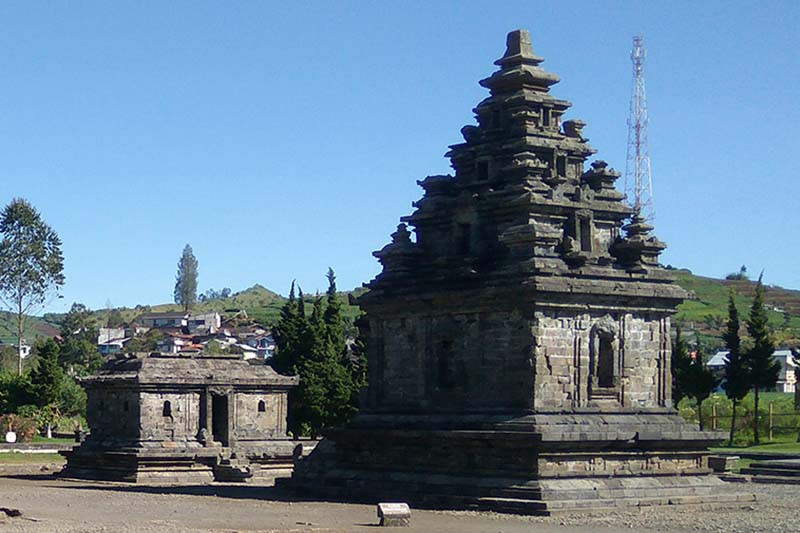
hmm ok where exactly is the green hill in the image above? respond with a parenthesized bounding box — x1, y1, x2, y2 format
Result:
(12, 271, 800, 352)
(673, 269, 800, 348)
(40, 283, 363, 332)
(0, 311, 60, 346)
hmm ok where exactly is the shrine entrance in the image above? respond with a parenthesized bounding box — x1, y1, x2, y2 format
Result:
(211, 393, 229, 446)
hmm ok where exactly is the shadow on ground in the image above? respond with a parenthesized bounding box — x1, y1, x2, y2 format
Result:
(0, 472, 338, 504)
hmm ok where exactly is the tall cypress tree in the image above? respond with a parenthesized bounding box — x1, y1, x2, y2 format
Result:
(272, 284, 311, 437)
(671, 326, 691, 406)
(320, 270, 359, 425)
(322, 268, 345, 355)
(684, 338, 718, 430)
(29, 338, 67, 438)
(30, 339, 64, 408)
(293, 297, 326, 436)
(746, 278, 780, 444)
(272, 272, 361, 437)
(723, 290, 749, 446)
(271, 281, 298, 375)
(173, 244, 198, 312)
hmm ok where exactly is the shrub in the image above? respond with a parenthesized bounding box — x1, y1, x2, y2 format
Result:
(0, 414, 36, 442)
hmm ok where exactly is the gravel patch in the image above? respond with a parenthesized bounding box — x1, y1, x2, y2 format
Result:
(0, 470, 795, 533)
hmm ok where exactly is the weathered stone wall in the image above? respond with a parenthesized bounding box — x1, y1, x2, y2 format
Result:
(532, 312, 589, 410)
(532, 311, 670, 411)
(86, 388, 140, 441)
(538, 450, 706, 478)
(233, 391, 287, 440)
(621, 314, 671, 409)
(369, 309, 533, 412)
(139, 391, 200, 442)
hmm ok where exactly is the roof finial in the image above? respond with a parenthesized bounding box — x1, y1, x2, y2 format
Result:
(505, 29, 532, 58)
(495, 29, 544, 67)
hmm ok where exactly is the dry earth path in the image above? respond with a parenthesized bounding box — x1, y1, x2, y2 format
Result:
(0, 465, 796, 532)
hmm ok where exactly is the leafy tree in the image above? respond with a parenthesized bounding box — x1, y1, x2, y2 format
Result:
(199, 287, 232, 302)
(60, 336, 103, 375)
(173, 244, 198, 312)
(0, 371, 35, 414)
(105, 308, 125, 328)
(745, 278, 781, 444)
(16, 338, 86, 436)
(725, 265, 749, 281)
(57, 377, 86, 417)
(59, 303, 102, 375)
(671, 326, 691, 406)
(125, 328, 164, 353)
(683, 338, 718, 430)
(60, 303, 95, 339)
(723, 290, 749, 446)
(0, 199, 65, 375)
(204, 340, 226, 354)
(0, 345, 19, 374)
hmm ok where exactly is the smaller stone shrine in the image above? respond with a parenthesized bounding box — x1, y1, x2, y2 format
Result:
(61, 352, 298, 483)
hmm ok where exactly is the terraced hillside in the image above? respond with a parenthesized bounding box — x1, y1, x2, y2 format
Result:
(673, 270, 800, 348)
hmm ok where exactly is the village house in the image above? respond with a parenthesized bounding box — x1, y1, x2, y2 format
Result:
(0, 339, 31, 358)
(95, 311, 274, 361)
(138, 311, 188, 329)
(707, 348, 797, 393)
(97, 328, 130, 355)
(187, 312, 221, 334)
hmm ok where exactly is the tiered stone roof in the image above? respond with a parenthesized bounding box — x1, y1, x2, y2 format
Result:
(369, 29, 679, 305)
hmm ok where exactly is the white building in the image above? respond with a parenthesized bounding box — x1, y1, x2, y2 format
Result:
(707, 349, 797, 393)
(187, 312, 221, 333)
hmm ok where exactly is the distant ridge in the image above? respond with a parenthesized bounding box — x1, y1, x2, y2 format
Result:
(4, 272, 798, 350)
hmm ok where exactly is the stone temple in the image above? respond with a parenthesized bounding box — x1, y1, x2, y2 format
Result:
(288, 30, 749, 513)
(61, 352, 298, 483)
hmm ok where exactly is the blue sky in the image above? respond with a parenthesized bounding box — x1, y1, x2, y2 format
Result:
(1, 1, 798, 313)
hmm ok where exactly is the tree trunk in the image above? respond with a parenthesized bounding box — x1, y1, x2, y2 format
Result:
(729, 399, 738, 447)
(697, 397, 704, 430)
(754, 387, 760, 445)
(16, 299, 23, 376)
(46, 423, 52, 439)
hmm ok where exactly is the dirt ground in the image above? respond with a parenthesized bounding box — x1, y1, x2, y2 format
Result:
(0, 463, 798, 533)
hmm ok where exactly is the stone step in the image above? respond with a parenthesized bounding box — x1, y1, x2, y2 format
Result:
(749, 475, 800, 485)
(741, 467, 800, 477)
(287, 477, 755, 517)
(746, 460, 800, 470)
(746, 463, 800, 471)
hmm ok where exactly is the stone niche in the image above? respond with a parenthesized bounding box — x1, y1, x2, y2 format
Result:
(286, 29, 752, 513)
(61, 352, 298, 483)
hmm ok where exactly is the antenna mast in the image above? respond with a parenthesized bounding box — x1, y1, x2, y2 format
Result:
(624, 35, 654, 221)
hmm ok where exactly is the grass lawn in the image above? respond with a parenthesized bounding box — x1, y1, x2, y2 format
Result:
(710, 433, 800, 454)
(0, 452, 65, 464)
(31, 435, 75, 445)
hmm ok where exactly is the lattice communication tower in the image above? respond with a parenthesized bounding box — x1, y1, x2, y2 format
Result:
(624, 35, 654, 221)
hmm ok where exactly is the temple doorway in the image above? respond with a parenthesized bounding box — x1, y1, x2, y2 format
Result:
(211, 393, 229, 446)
